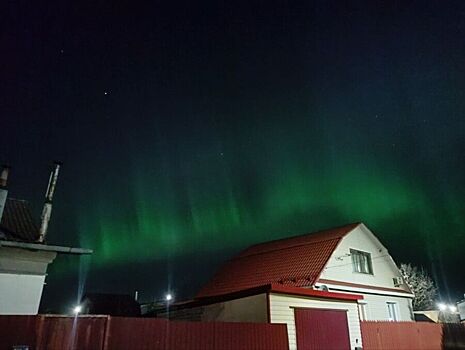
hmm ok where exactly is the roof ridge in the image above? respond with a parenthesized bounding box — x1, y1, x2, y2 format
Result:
(238, 222, 360, 258)
(196, 222, 363, 298)
(235, 236, 343, 260)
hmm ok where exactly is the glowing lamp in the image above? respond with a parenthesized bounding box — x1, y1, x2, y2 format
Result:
(437, 303, 447, 311)
(165, 293, 173, 302)
(73, 305, 82, 315)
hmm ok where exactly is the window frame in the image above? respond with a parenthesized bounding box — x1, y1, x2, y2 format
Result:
(350, 249, 374, 275)
(386, 302, 398, 321)
(358, 301, 368, 321)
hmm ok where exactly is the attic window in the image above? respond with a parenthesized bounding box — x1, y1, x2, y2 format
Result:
(350, 249, 373, 274)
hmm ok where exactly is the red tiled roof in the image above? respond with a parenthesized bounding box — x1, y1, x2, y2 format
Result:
(197, 223, 360, 298)
(0, 198, 40, 242)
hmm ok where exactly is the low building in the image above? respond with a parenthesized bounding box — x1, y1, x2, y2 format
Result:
(80, 293, 141, 316)
(161, 284, 363, 350)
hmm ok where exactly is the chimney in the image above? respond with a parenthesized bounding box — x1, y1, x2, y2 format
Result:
(0, 165, 10, 221)
(38, 162, 62, 243)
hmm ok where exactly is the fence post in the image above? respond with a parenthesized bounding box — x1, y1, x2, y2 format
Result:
(35, 315, 45, 350)
(102, 316, 110, 350)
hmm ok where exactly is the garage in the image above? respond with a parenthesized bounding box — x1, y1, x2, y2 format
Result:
(294, 308, 351, 350)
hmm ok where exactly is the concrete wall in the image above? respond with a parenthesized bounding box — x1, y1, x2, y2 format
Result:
(0, 247, 56, 315)
(166, 293, 268, 323)
(269, 293, 362, 350)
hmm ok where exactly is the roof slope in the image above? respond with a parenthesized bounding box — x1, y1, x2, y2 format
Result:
(0, 198, 40, 242)
(197, 223, 360, 298)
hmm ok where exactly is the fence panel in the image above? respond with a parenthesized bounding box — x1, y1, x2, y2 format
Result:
(361, 321, 442, 350)
(104, 317, 168, 350)
(0, 315, 37, 349)
(0, 315, 288, 350)
(36, 315, 107, 350)
(442, 323, 465, 350)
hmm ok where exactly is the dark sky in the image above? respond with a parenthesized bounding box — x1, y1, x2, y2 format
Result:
(2, 1, 465, 312)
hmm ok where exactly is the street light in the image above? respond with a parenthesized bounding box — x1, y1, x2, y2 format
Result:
(165, 293, 173, 302)
(437, 303, 447, 311)
(73, 305, 82, 315)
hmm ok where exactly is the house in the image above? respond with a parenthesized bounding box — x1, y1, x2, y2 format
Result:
(0, 164, 92, 315)
(160, 222, 413, 350)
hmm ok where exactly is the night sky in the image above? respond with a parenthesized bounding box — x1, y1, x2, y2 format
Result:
(2, 1, 465, 312)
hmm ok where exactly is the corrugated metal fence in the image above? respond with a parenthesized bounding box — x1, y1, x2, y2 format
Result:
(361, 321, 442, 349)
(0, 315, 289, 350)
(360, 321, 465, 350)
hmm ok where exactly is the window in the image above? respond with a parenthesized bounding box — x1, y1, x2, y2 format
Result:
(358, 302, 368, 321)
(350, 249, 373, 274)
(387, 302, 398, 321)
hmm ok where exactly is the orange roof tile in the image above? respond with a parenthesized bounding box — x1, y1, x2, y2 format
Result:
(197, 223, 360, 298)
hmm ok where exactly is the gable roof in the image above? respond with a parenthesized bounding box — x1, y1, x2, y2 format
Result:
(0, 198, 40, 242)
(197, 223, 360, 298)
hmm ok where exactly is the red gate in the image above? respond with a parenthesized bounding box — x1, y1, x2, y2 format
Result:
(295, 308, 351, 350)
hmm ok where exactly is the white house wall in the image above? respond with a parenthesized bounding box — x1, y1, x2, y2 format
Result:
(0, 247, 56, 315)
(166, 293, 268, 323)
(317, 224, 414, 321)
(361, 293, 413, 321)
(269, 293, 362, 350)
(319, 224, 408, 292)
(0, 273, 46, 314)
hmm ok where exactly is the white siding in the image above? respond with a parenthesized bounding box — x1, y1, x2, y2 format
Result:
(0, 247, 56, 315)
(0, 273, 46, 314)
(319, 224, 410, 293)
(361, 294, 413, 321)
(269, 293, 362, 350)
(166, 293, 268, 323)
(317, 224, 414, 321)
(202, 293, 268, 322)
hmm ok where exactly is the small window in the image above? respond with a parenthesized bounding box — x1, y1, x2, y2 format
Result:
(350, 249, 373, 274)
(387, 302, 398, 321)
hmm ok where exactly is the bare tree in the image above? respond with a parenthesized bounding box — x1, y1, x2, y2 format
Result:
(400, 263, 437, 311)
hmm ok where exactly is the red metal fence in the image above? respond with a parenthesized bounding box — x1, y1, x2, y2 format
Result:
(0, 315, 289, 350)
(361, 321, 443, 350)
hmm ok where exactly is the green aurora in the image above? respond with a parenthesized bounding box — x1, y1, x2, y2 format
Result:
(2, 1, 465, 310)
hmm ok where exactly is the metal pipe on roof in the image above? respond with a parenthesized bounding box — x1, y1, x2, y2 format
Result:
(0, 165, 10, 221)
(38, 161, 62, 243)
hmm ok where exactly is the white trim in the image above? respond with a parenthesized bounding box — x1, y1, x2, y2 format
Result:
(314, 282, 414, 298)
(0, 240, 92, 254)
